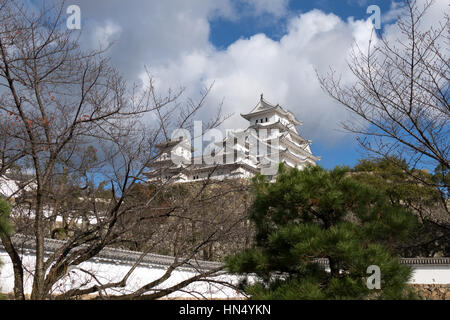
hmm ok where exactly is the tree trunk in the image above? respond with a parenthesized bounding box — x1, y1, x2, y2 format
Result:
(0, 234, 25, 300)
(31, 192, 45, 299)
(328, 257, 339, 277)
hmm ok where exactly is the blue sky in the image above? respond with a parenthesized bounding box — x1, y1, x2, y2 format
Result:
(26, 0, 446, 170)
(207, 0, 395, 169)
(210, 0, 394, 49)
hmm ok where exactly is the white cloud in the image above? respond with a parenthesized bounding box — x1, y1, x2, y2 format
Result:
(74, 0, 233, 81)
(382, 0, 448, 34)
(381, 1, 406, 24)
(91, 20, 122, 49)
(72, 0, 448, 148)
(148, 9, 375, 145)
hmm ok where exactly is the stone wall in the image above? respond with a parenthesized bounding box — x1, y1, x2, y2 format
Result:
(411, 284, 450, 300)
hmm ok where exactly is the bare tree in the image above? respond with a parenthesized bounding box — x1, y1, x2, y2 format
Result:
(0, 0, 241, 299)
(318, 0, 448, 207)
(120, 179, 254, 259)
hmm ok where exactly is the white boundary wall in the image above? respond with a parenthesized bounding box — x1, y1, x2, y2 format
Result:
(0, 248, 244, 299)
(1, 246, 449, 298)
(409, 266, 450, 284)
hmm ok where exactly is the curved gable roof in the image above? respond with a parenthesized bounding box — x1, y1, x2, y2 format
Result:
(241, 95, 301, 125)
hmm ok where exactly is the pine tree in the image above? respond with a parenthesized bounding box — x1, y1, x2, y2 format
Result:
(352, 157, 449, 257)
(226, 164, 418, 299)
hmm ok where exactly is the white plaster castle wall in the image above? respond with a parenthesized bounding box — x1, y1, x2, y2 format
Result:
(190, 166, 254, 181)
(2, 248, 448, 298)
(0, 250, 244, 298)
(279, 116, 290, 127)
(409, 266, 450, 284)
(0, 176, 19, 198)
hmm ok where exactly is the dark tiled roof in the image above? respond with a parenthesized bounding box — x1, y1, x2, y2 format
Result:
(6, 235, 222, 271)
(313, 257, 450, 267)
(4, 235, 449, 272)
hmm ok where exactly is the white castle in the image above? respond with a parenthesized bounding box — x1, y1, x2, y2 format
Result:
(146, 95, 320, 183)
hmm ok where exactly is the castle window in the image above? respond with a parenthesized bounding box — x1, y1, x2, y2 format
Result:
(256, 119, 258, 123)
(266, 117, 268, 122)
